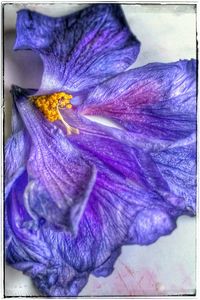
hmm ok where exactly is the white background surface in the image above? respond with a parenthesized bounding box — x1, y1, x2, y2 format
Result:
(4, 3, 196, 297)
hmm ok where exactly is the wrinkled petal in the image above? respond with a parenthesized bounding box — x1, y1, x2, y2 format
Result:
(5, 108, 196, 296)
(128, 207, 177, 245)
(11, 100, 24, 133)
(6, 172, 89, 295)
(14, 4, 140, 93)
(62, 111, 196, 217)
(6, 171, 49, 258)
(150, 139, 196, 214)
(5, 100, 31, 197)
(10, 86, 96, 232)
(5, 130, 30, 197)
(80, 59, 196, 142)
(6, 171, 89, 297)
(92, 248, 121, 277)
(5, 151, 177, 296)
(63, 111, 168, 191)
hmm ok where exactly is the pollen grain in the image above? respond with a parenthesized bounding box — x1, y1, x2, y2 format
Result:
(31, 92, 79, 135)
(31, 92, 73, 122)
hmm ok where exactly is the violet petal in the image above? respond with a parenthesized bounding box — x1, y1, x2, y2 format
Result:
(10, 86, 96, 232)
(150, 140, 196, 215)
(5, 109, 196, 296)
(80, 59, 196, 142)
(62, 111, 196, 217)
(14, 4, 140, 93)
(6, 161, 178, 296)
(5, 130, 30, 197)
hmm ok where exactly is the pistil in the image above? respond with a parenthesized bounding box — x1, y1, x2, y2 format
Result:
(57, 108, 79, 135)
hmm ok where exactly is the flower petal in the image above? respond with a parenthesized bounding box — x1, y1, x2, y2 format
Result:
(10, 100, 24, 133)
(80, 59, 196, 142)
(63, 111, 196, 217)
(150, 138, 196, 215)
(92, 248, 121, 277)
(63, 111, 168, 191)
(6, 154, 176, 296)
(11, 86, 96, 232)
(14, 4, 140, 93)
(5, 110, 195, 296)
(5, 171, 53, 267)
(5, 99, 31, 197)
(5, 98, 30, 186)
(6, 171, 89, 297)
(5, 130, 30, 197)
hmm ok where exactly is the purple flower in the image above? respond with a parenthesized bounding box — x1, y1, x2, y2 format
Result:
(5, 4, 196, 296)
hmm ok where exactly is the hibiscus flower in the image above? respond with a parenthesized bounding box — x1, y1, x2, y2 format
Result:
(5, 4, 196, 296)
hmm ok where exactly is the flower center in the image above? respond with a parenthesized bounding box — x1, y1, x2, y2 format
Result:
(31, 92, 72, 122)
(31, 92, 79, 135)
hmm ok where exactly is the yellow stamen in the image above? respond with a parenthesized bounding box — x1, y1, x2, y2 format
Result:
(31, 92, 79, 135)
